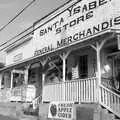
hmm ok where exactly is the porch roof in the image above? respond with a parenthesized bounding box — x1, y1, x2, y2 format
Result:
(0, 29, 116, 72)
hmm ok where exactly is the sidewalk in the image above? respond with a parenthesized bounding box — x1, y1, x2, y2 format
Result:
(0, 115, 18, 120)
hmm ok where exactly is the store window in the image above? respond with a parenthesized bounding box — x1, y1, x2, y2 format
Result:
(2, 72, 11, 89)
(79, 55, 88, 79)
(13, 73, 24, 87)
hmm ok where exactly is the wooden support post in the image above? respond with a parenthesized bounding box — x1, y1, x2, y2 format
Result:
(96, 42, 101, 86)
(40, 58, 49, 103)
(117, 34, 120, 50)
(24, 65, 30, 85)
(60, 51, 71, 82)
(0, 72, 3, 89)
(41, 73, 45, 103)
(40, 58, 48, 86)
(11, 71, 13, 89)
(90, 40, 106, 83)
(60, 51, 71, 101)
(90, 40, 106, 102)
(63, 57, 66, 82)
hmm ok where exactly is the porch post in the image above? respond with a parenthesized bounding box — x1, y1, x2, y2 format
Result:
(40, 58, 48, 103)
(41, 58, 48, 86)
(24, 65, 30, 85)
(42, 73, 45, 93)
(60, 51, 71, 101)
(62, 56, 66, 82)
(10, 71, 13, 89)
(60, 51, 71, 82)
(90, 40, 106, 102)
(96, 42, 101, 86)
(0, 72, 3, 89)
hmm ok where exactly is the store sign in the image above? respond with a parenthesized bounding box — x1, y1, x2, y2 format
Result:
(6, 38, 34, 66)
(34, 0, 120, 56)
(13, 53, 23, 62)
(48, 101, 74, 120)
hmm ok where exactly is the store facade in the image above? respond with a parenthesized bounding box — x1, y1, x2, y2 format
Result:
(0, 0, 120, 118)
(33, 0, 120, 103)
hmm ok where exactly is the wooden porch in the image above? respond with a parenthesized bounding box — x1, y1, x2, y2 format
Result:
(0, 85, 36, 102)
(0, 76, 120, 118)
(42, 77, 120, 118)
(43, 77, 98, 103)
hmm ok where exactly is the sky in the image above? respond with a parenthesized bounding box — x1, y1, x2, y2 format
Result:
(0, 0, 69, 45)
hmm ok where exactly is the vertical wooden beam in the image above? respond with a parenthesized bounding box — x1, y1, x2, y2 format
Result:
(117, 34, 120, 50)
(11, 71, 13, 89)
(62, 56, 66, 82)
(0, 72, 3, 89)
(90, 40, 106, 102)
(40, 58, 48, 86)
(24, 65, 30, 85)
(60, 51, 70, 82)
(63, 57, 66, 82)
(40, 58, 48, 103)
(60, 51, 71, 82)
(60, 54, 66, 101)
(96, 42, 101, 85)
(60, 51, 71, 101)
(90, 41, 106, 84)
(41, 73, 45, 103)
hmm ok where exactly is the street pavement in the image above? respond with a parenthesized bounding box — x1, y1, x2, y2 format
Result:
(0, 115, 18, 120)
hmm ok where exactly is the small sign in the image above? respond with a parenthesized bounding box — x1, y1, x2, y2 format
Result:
(13, 53, 23, 62)
(48, 101, 74, 120)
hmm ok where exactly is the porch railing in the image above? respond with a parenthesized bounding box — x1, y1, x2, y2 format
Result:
(99, 84, 120, 118)
(10, 85, 36, 102)
(43, 77, 98, 103)
(0, 88, 11, 102)
(10, 86, 26, 102)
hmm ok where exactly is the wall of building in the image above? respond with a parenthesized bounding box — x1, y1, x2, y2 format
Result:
(0, 51, 6, 64)
(5, 39, 34, 66)
(39, 103, 115, 120)
(67, 47, 96, 79)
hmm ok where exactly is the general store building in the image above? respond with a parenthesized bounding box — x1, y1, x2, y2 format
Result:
(0, 0, 120, 119)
